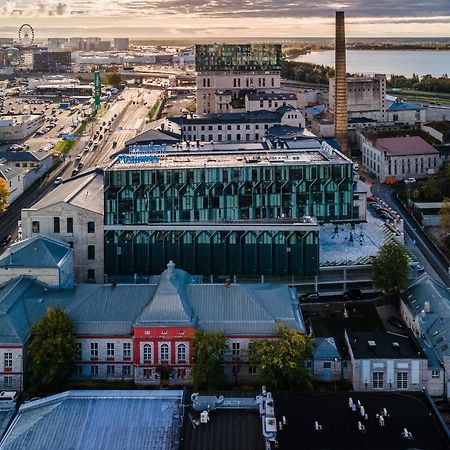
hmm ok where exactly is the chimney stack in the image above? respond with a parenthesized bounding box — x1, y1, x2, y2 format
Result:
(335, 11, 349, 156)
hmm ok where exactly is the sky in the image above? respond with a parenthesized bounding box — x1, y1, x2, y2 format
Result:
(0, 0, 449, 39)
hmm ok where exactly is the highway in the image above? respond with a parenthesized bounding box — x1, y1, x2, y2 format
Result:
(372, 183, 450, 286)
(0, 87, 160, 253)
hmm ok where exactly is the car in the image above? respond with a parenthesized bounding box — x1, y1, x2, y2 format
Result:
(53, 177, 63, 185)
(77, 162, 84, 170)
(93, 143, 99, 150)
(8, 144, 22, 151)
(75, 154, 82, 160)
(416, 264, 425, 273)
(0, 235, 12, 247)
(83, 146, 89, 153)
(343, 289, 362, 300)
(388, 316, 405, 330)
(102, 121, 106, 126)
(112, 140, 118, 148)
(71, 169, 79, 177)
(300, 292, 320, 302)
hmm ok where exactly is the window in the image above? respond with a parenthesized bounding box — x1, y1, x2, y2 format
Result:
(90, 365, 98, 376)
(4, 376, 13, 388)
(232, 342, 240, 356)
(53, 217, 60, 233)
(66, 217, 73, 234)
(323, 362, 332, 369)
(88, 245, 95, 260)
(4, 353, 12, 369)
(75, 343, 82, 360)
(87, 269, 95, 281)
(177, 343, 186, 362)
(107, 343, 115, 358)
(143, 368, 153, 379)
(107, 365, 115, 376)
(160, 343, 169, 362)
(249, 365, 257, 375)
(178, 368, 186, 379)
(123, 342, 131, 359)
(87, 221, 95, 233)
(32, 221, 40, 233)
(123, 365, 131, 377)
(90, 342, 98, 359)
(431, 370, 440, 378)
(75, 365, 83, 376)
(143, 344, 152, 362)
(397, 372, 408, 389)
(373, 371, 384, 389)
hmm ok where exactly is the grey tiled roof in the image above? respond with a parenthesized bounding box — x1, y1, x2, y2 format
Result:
(30, 169, 103, 215)
(0, 390, 184, 450)
(124, 129, 181, 148)
(0, 164, 22, 181)
(0, 236, 71, 269)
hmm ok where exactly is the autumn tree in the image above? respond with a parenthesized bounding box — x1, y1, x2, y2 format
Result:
(28, 306, 77, 391)
(250, 324, 313, 391)
(192, 330, 228, 390)
(440, 197, 450, 229)
(0, 178, 9, 212)
(372, 242, 409, 297)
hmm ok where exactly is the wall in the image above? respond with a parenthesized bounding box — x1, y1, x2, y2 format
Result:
(21, 203, 104, 283)
(0, 346, 24, 391)
(0, 267, 60, 288)
(0, 115, 45, 142)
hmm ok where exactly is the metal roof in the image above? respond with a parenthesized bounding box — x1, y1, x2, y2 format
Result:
(0, 408, 14, 443)
(0, 390, 183, 450)
(0, 151, 48, 162)
(388, 100, 423, 111)
(29, 169, 103, 215)
(314, 337, 341, 360)
(0, 165, 22, 181)
(0, 235, 71, 269)
(124, 129, 181, 148)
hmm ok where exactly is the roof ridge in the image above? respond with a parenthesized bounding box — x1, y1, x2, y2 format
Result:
(63, 172, 97, 204)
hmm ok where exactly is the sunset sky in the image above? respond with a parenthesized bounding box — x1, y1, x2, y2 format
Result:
(0, 0, 449, 38)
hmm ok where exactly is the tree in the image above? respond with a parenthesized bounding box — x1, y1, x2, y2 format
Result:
(28, 306, 77, 391)
(192, 330, 227, 390)
(250, 324, 313, 391)
(372, 242, 409, 297)
(0, 178, 8, 212)
(440, 197, 450, 229)
(106, 72, 122, 88)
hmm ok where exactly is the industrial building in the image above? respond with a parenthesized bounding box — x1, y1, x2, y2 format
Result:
(113, 37, 129, 50)
(195, 44, 282, 114)
(33, 51, 72, 73)
(103, 143, 360, 280)
(0, 114, 44, 142)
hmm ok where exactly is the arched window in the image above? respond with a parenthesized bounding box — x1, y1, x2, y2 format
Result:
(143, 344, 152, 362)
(177, 344, 186, 362)
(160, 343, 169, 362)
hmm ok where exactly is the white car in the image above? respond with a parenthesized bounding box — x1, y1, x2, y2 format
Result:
(76, 154, 82, 160)
(54, 177, 63, 185)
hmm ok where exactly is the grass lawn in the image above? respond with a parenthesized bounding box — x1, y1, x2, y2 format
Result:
(75, 117, 95, 134)
(53, 139, 77, 155)
(389, 88, 450, 105)
(148, 99, 161, 120)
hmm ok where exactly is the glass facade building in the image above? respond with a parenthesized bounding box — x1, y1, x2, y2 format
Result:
(195, 44, 282, 72)
(104, 149, 357, 279)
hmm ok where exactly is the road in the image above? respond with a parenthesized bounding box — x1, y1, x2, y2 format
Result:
(0, 87, 160, 253)
(372, 183, 450, 286)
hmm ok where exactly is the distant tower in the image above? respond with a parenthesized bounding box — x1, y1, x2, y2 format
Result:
(334, 11, 349, 156)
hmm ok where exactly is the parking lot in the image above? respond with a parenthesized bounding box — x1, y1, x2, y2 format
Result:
(163, 91, 195, 116)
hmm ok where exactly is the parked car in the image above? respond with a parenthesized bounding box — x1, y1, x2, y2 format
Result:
(343, 289, 362, 300)
(75, 154, 82, 160)
(300, 292, 320, 302)
(388, 316, 405, 330)
(77, 162, 84, 170)
(71, 169, 79, 177)
(0, 235, 12, 247)
(53, 177, 63, 185)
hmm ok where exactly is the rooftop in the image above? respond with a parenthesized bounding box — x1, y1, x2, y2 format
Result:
(246, 91, 297, 101)
(124, 128, 181, 148)
(0, 151, 47, 163)
(181, 408, 265, 450)
(387, 100, 423, 111)
(0, 390, 184, 450)
(0, 164, 22, 181)
(110, 147, 349, 171)
(274, 392, 449, 450)
(346, 330, 424, 360)
(0, 235, 71, 269)
(374, 136, 438, 156)
(28, 169, 103, 215)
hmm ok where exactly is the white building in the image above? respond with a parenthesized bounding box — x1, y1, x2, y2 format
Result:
(165, 106, 306, 143)
(245, 92, 297, 112)
(387, 100, 426, 124)
(21, 170, 104, 284)
(0, 114, 45, 142)
(329, 75, 387, 122)
(0, 164, 23, 204)
(361, 135, 443, 182)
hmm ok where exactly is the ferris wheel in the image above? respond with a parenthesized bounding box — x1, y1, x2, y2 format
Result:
(18, 24, 34, 46)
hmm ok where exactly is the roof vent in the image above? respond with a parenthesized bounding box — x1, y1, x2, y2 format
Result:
(368, 340, 376, 348)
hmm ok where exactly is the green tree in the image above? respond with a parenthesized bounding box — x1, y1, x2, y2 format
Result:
(440, 197, 450, 229)
(0, 178, 8, 212)
(106, 72, 122, 88)
(372, 242, 409, 297)
(192, 330, 227, 390)
(250, 324, 313, 391)
(28, 306, 77, 391)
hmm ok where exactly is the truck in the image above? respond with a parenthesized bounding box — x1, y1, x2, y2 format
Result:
(59, 102, 70, 109)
